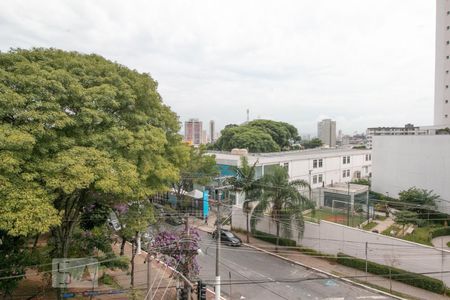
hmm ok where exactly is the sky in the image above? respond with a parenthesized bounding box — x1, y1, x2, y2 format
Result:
(0, 0, 436, 136)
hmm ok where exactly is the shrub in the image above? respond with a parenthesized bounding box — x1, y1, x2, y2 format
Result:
(253, 230, 296, 247)
(430, 227, 450, 239)
(336, 253, 445, 294)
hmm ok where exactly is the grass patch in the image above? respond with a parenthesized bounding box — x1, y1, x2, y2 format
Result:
(363, 222, 378, 231)
(99, 273, 121, 289)
(305, 208, 366, 227)
(375, 215, 387, 221)
(382, 225, 435, 246)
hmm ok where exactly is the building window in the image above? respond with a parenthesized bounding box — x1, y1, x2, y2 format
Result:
(318, 159, 323, 168)
(313, 175, 318, 184)
(347, 169, 350, 177)
(447, 70, 449, 74)
(369, 154, 372, 160)
(342, 170, 346, 178)
(347, 156, 351, 164)
(365, 154, 369, 161)
(447, 85, 449, 89)
(447, 56, 449, 59)
(448, 26, 450, 30)
(342, 157, 346, 164)
(318, 174, 323, 183)
(448, 11, 450, 15)
(446, 100, 449, 104)
(447, 41, 449, 45)
(446, 114, 449, 118)
(313, 159, 318, 168)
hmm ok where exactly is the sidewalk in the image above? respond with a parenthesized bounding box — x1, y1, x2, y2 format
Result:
(191, 212, 449, 300)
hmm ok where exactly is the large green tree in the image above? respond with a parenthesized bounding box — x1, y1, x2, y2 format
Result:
(172, 145, 219, 208)
(398, 187, 439, 209)
(213, 120, 301, 153)
(251, 166, 313, 250)
(0, 49, 183, 270)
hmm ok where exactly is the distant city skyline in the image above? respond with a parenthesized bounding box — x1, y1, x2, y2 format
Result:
(0, 0, 436, 134)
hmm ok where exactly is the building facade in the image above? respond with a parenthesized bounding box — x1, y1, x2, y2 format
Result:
(371, 135, 450, 213)
(317, 119, 336, 147)
(435, 0, 450, 125)
(184, 119, 203, 145)
(366, 124, 427, 149)
(211, 148, 372, 206)
(209, 120, 215, 143)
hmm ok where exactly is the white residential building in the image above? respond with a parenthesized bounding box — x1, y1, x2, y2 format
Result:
(317, 119, 336, 147)
(211, 148, 372, 206)
(371, 135, 450, 213)
(435, 0, 450, 126)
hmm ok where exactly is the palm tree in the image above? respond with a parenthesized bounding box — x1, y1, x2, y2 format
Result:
(251, 166, 313, 251)
(227, 156, 262, 243)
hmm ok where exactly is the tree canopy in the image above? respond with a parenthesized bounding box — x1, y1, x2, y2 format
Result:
(301, 138, 323, 149)
(213, 119, 301, 153)
(0, 49, 184, 258)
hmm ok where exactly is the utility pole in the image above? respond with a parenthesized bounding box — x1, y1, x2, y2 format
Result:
(365, 242, 368, 282)
(215, 190, 222, 300)
(146, 243, 152, 300)
(185, 214, 191, 300)
(347, 182, 350, 226)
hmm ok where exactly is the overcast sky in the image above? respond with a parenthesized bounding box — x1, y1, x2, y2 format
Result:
(0, 0, 436, 135)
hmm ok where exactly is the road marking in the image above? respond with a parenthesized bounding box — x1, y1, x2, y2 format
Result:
(357, 296, 388, 299)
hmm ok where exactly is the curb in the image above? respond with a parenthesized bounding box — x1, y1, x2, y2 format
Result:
(242, 242, 407, 300)
(195, 227, 406, 300)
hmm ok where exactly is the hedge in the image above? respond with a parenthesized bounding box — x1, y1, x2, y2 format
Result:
(430, 227, 450, 239)
(253, 230, 297, 247)
(336, 253, 445, 294)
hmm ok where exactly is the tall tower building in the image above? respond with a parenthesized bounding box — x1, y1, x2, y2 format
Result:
(209, 120, 215, 143)
(435, 0, 450, 125)
(184, 119, 203, 145)
(317, 119, 336, 147)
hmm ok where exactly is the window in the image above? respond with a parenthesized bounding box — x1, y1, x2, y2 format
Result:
(313, 159, 318, 168)
(446, 85, 449, 89)
(447, 70, 449, 74)
(318, 174, 323, 183)
(446, 100, 449, 104)
(318, 159, 323, 168)
(446, 114, 449, 118)
(342, 157, 346, 164)
(313, 175, 318, 184)
(447, 26, 450, 30)
(447, 41, 449, 45)
(369, 154, 372, 160)
(347, 156, 351, 164)
(347, 169, 350, 177)
(447, 56, 449, 59)
(447, 11, 450, 15)
(365, 154, 369, 161)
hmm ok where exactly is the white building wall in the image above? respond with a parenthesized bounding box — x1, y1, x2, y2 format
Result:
(232, 206, 450, 286)
(372, 135, 450, 213)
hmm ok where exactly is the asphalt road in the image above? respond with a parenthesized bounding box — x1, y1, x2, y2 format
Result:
(197, 231, 394, 300)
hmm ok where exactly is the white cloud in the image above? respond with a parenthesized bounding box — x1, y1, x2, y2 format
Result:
(0, 0, 436, 135)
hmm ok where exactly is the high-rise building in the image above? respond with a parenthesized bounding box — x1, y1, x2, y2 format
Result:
(434, 0, 450, 125)
(209, 120, 215, 143)
(184, 119, 203, 145)
(317, 119, 336, 147)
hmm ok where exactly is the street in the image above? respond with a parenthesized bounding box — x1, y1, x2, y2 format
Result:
(197, 231, 394, 300)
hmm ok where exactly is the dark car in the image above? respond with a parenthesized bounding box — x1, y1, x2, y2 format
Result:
(212, 230, 242, 247)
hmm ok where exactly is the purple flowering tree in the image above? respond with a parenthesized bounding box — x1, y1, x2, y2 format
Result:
(152, 227, 201, 279)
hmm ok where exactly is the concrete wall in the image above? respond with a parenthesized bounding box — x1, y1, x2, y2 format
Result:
(232, 206, 450, 285)
(372, 135, 450, 213)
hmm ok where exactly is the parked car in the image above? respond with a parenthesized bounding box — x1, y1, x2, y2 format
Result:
(212, 230, 242, 247)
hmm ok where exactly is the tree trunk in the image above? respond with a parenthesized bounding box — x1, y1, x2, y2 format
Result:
(246, 212, 250, 243)
(275, 220, 280, 252)
(130, 232, 138, 288)
(32, 233, 40, 250)
(120, 238, 126, 256)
